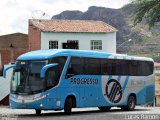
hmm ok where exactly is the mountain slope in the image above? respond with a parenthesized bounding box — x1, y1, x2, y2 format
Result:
(53, 6, 130, 45)
(52, 4, 160, 54)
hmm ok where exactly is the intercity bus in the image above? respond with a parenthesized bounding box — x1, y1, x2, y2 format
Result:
(3, 49, 155, 115)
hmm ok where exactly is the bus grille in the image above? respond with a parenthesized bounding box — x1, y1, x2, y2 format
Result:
(145, 86, 154, 103)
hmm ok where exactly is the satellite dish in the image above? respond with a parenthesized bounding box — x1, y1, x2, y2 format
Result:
(31, 10, 51, 20)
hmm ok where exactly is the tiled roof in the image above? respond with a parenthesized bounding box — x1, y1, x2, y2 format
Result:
(29, 19, 117, 33)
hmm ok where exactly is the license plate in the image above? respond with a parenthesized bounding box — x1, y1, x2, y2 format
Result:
(20, 104, 27, 108)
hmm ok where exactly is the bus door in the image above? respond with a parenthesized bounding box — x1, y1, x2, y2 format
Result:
(79, 87, 85, 107)
(84, 86, 99, 107)
(82, 77, 99, 107)
(45, 66, 61, 108)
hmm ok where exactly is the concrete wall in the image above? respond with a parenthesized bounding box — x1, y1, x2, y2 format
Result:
(41, 32, 116, 53)
(0, 33, 28, 65)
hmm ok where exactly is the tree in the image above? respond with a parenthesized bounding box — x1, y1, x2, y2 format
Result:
(133, 0, 160, 29)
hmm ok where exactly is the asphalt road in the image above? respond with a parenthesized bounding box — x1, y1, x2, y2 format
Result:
(0, 106, 160, 120)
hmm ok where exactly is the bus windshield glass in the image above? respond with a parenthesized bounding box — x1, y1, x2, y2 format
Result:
(11, 60, 48, 95)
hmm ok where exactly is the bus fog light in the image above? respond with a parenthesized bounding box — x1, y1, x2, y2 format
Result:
(56, 100, 61, 106)
(40, 103, 43, 107)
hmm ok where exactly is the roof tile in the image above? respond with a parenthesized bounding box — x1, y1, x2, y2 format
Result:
(29, 19, 117, 33)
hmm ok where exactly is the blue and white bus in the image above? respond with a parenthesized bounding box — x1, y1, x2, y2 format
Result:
(3, 49, 155, 114)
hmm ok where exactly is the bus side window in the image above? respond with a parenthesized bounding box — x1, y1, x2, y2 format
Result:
(101, 59, 107, 75)
(66, 57, 84, 78)
(84, 58, 101, 75)
(138, 61, 153, 76)
(46, 67, 59, 90)
(148, 62, 154, 75)
(66, 63, 75, 78)
(50, 57, 67, 71)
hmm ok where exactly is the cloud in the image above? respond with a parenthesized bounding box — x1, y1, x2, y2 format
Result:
(0, 0, 131, 35)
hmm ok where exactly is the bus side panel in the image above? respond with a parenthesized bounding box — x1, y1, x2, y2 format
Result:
(101, 75, 155, 107)
(42, 87, 62, 110)
(123, 76, 146, 105)
(60, 75, 101, 108)
(57, 75, 154, 109)
(83, 86, 99, 107)
(58, 86, 80, 108)
(122, 75, 155, 105)
(136, 85, 155, 105)
(101, 75, 127, 106)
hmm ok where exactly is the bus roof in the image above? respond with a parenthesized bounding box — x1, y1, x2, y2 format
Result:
(17, 49, 153, 62)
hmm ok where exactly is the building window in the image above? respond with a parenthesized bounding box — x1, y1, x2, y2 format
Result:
(90, 40, 102, 50)
(49, 41, 58, 49)
(67, 40, 79, 49)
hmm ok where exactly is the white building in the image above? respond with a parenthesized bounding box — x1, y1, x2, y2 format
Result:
(29, 19, 117, 53)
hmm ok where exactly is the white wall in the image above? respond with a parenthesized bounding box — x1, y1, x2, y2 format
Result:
(41, 32, 116, 53)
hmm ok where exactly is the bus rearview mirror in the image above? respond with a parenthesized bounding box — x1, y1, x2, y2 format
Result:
(40, 63, 58, 78)
(3, 65, 15, 78)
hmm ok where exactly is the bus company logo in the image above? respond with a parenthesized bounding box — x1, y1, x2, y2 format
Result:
(105, 79, 122, 103)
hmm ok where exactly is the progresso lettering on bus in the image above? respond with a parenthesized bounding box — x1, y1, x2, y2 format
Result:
(70, 77, 98, 85)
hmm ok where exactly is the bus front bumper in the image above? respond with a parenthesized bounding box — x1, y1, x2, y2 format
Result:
(9, 93, 62, 110)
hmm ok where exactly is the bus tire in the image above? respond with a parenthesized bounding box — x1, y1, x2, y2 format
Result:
(64, 97, 72, 115)
(35, 109, 41, 115)
(122, 95, 136, 111)
(98, 106, 111, 112)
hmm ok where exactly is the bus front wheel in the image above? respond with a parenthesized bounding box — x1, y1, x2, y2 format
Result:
(64, 97, 73, 114)
(35, 109, 41, 115)
(121, 95, 136, 111)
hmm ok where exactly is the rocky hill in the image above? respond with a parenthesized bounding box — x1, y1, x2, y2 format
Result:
(52, 4, 160, 54)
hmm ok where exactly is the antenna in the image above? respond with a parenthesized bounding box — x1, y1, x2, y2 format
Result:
(31, 10, 51, 20)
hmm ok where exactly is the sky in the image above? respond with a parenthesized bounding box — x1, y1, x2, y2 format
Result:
(0, 0, 131, 35)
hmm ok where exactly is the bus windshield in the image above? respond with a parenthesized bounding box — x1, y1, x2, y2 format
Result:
(11, 60, 48, 95)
